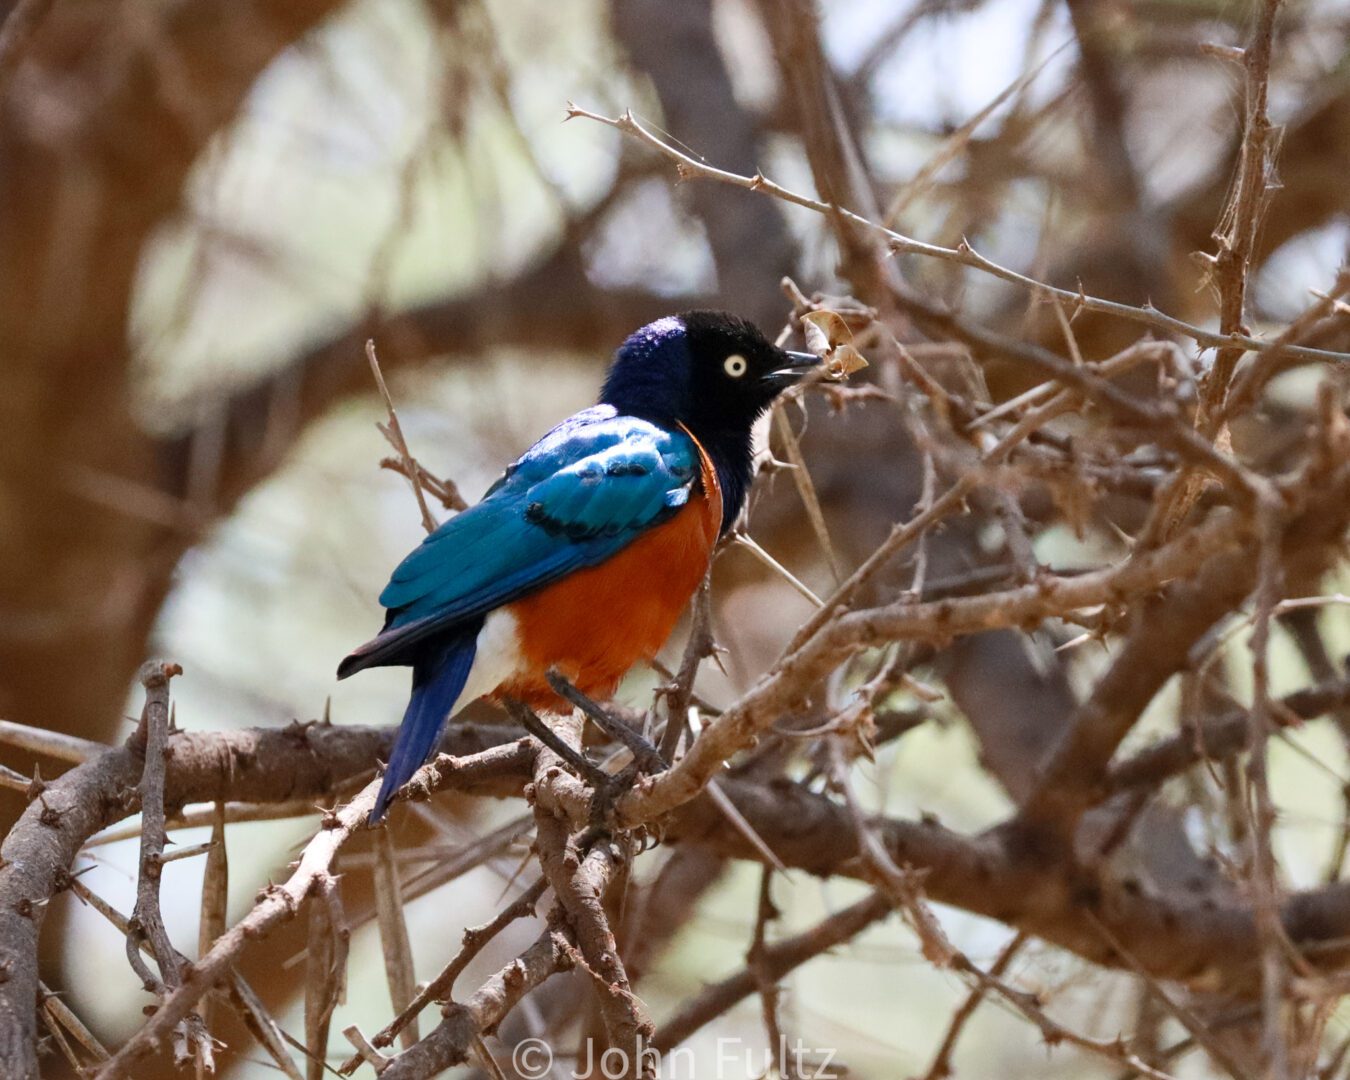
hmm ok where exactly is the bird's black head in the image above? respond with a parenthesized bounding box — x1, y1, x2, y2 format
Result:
(601, 310, 816, 434)
(600, 310, 819, 528)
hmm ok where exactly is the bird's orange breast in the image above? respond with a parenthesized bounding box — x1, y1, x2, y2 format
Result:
(497, 438, 721, 710)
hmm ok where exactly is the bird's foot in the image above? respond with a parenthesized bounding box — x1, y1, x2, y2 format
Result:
(544, 669, 667, 774)
(502, 697, 613, 791)
(585, 768, 627, 828)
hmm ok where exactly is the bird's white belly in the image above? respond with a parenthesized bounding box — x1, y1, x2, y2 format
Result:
(450, 608, 523, 716)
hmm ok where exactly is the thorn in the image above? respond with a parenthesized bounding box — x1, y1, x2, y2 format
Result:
(25, 766, 45, 803)
(1055, 631, 1095, 654)
(1102, 517, 1136, 550)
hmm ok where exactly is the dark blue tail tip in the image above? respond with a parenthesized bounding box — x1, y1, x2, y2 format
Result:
(367, 772, 399, 825)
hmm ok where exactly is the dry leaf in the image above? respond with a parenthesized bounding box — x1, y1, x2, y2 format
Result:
(800, 309, 847, 355)
(830, 343, 869, 376)
(799, 309, 869, 379)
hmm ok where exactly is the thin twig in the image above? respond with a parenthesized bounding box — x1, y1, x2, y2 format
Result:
(1086, 914, 1257, 1080)
(0, 720, 106, 763)
(733, 532, 824, 608)
(306, 873, 348, 1080)
(1247, 499, 1290, 1078)
(196, 802, 228, 1080)
(653, 890, 892, 1051)
(126, 661, 211, 1070)
(39, 982, 111, 1068)
(531, 713, 654, 1069)
(919, 932, 1027, 1080)
(95, 742, 527, 1078)
(771, 405, 842, 582)
(227, 972, 305, 1080)
(1200, 0, 1285, 424)
(360, 877, 548, 1061)
(747, 868, 791, 1077)
(373, 830, 420, 1051)
(564, 104, 1350, 368)
(659, 573, 716, 763)
(366, 339, 438, 535)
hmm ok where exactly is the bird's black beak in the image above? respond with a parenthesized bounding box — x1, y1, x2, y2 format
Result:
(762, 350, 822, 388)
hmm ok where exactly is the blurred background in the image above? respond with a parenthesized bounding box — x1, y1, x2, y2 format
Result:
(3, 0, 1350, 1075)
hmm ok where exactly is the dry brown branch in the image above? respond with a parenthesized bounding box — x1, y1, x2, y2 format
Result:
(85, 737, 529, 1078)
(379, 918, 575, 1079)
(563, 105, 1350, 368)
(1088, 914, 1257, 1080)
(829, 739, 953, 965)
(746, 869, 788, 1077)
(305, 873, 348, 1080)
(358, 876, 548, 1062)
(226, 972, 305, 1080)
(13, 682, 1350, 1075)
(380, 457, 468, 514)
(1150, 0, 1288, 551)
(1201, 0, 1284, 424)
(1021, 463, 1350, 843)
(946, 949, 1176, 1079)
(373, 830, 420, 1051)
(197, 801, 229, 1080)
(657, 572, 715, 764)
(38, 980, 110, 1070)
(883, 48, 1062, 225)
(0, 720, 105, 763)
(772, 403, 842, 583)
(1247, 503, 1291, 1076)
(367, 339, 438, 535)
(918, 932, 1027, 1080)
(1106, 679, 1350, 794)
(652, 890, 892, 1052)
(63, 873, 301, 1077)
(782, 336, 1179, 655)
(94, 774, 383, 1078)
(733, 532, 824, 607)
(531, 712, 653, 1075)
(1221, 270, 1350, 423)
(619, 497, 1265, 829)
(119, 662, 212, 1069)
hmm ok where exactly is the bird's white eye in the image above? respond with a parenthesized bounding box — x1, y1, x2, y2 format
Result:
(723, 354, 748, 378)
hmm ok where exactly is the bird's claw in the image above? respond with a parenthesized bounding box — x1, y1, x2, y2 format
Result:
(503, 697, 612, 790)
(544, 669, 667, 774)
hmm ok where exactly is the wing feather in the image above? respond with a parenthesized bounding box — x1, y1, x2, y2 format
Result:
(338, 409, 703, 677)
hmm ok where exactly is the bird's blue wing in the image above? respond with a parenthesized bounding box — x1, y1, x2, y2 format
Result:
(337, 407, 702, 676)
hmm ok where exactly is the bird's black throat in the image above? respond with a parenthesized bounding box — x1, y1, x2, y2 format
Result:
(686, 419, 755, 536)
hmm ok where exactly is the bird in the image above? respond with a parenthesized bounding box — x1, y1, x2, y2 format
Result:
(338, 310, 819, 821)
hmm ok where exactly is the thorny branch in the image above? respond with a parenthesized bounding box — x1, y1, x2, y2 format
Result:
(530, 712, 654, 1075)
(563, 105, 1350, 369)
(125, 662, 213, 1071)
(11, 400, 1341, 1075)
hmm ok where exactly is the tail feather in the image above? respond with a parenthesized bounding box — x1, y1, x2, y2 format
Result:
(337, 611, 440, 679)
(370, 629, 479, 823)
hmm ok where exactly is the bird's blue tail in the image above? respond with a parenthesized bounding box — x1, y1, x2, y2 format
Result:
(370, 629, 479, 823)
